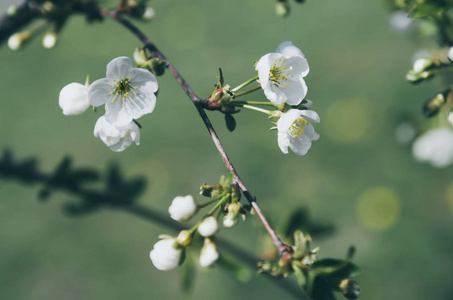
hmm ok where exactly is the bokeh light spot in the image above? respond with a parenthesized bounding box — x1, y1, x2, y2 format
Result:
(161, 5, 207, 50)
(356, 187, 400, 231)
(324, 98, 371, 143)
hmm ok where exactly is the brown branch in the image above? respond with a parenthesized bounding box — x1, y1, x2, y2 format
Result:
(99, 9, 293, 259)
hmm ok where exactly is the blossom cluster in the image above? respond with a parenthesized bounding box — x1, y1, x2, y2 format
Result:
(150, 175, 244, 271)
(59, 56, 158, 151)
(255, 41, 320, 156)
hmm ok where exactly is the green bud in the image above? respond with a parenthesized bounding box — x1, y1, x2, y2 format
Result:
(143, 57, 166, 76)
(230, 184, 241, 202)
(7, 5, 18, 16)
(338, 279, 361, 299)
(406, 70, 433, 84)
(200, 184, 215, 197)
(275, 1, 290, 18)
(423, 91, 447, 118)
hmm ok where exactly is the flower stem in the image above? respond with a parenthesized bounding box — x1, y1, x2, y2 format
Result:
(231, 100, 277, 107)
(241, 104, 272, 115)
(234, 85, 261, 97)
(198, 192, 228, 208)
(231, 75, 259, 92)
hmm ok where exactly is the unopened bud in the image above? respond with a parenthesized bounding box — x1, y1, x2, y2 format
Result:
(338, 279, 361, 299)
(7, 5, 18, 16)
(133, 47, 148, 66)
(223, 203, 241, 228)
(143, 7, 155, 20)
(199, 238, 219, 267)
(146, 57, 166, 76)
(42, 32, 58, 49)
(176, 230, 192, 247)
(198, 216, 219, 237)
(275, 1, 290, 18)
(423, 92, 446, 118)
(413, 57, 433, 73)
(8, 31, 30, 51)
(200, 184, 214, 197)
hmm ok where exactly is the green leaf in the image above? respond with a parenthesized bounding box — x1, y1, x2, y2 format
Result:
(310, 259, 361, 280)
(292, 263, 307, 287)
(225, 114, 236, 132)
(218, 68, 224, 86)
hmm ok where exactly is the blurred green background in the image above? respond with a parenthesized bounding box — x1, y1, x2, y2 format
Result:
(1, 0, 453, 299)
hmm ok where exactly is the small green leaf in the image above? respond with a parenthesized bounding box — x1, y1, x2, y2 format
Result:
(292, 263, 306, 287)
(225, 114, 236, 132)
(218, 68, 224, 86)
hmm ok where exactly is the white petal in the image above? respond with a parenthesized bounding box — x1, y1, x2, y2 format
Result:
(283, 56, 309, 77)
(280, 77, 307, 106)
(289, 134, 313, 156)
(106, 56, 133, 80)
(88, 78, 111, 107)
(300, 110, 320, 123)
(105, 101, 133, 127)
(128, 68, 158, 93)
(276, 41, 306, 58)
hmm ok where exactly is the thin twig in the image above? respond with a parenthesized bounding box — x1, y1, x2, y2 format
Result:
(100, 9, 293, 259)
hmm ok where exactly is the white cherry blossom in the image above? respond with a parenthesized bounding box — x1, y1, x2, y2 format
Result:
(277, 109, 320, 156)
(88, 56, 158, 126)
(94, 116, 140, 152)
(256, 41, 309, 105)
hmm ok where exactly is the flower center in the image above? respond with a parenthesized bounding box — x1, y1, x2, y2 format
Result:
(108, 76, 139, 105)
(289, 117, 310, 138)
(269, 58, 294, 88)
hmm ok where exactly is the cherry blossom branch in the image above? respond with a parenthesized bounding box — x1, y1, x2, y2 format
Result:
(101, 9, 293, 260)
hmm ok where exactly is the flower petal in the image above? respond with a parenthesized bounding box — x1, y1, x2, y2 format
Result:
(280, 77, 307, 105)
(88, 78, 112, 107)
(276, 41, 306, 58)
(106, 56, 133, 80)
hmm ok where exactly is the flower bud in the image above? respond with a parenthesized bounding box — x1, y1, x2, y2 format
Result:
(413, 57, 433, 73)
(223, 203, 241, 228)
(133, 47, 148, 66)
(142, 7, 155, 20)
(7, 5, 18, 16)
(176, 230, 192, 247)
(146, 58, 166, 76)
(275, 1, 290, 18)
(338, 279, 361, 299)
(149, 238, 182, 271)
(59, 82, 90, 116)
(199, 238, 219, 267)
(168, 195, 198, 222)
(198, 216, 219, 237)
(42, 32, 58, 49)
(8, 31, 30, 51)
